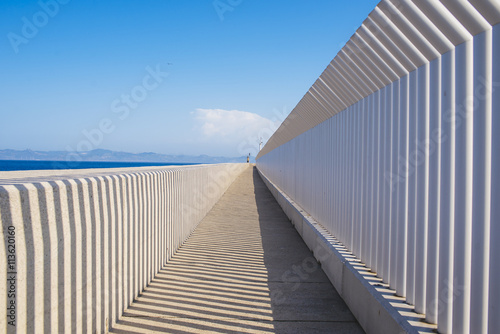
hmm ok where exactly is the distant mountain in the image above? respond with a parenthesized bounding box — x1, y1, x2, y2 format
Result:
(0, 149, 252, 164)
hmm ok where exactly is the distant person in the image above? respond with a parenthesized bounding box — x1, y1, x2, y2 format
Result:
(247, 154, 250, 163)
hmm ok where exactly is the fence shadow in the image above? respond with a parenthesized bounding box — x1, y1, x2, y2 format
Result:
(109, 166, 364, 333)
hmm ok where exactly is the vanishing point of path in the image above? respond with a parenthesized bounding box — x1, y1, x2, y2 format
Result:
(111, 166, 364, 333)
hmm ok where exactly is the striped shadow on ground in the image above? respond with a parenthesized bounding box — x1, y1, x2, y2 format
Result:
(111, 167, 363, 334)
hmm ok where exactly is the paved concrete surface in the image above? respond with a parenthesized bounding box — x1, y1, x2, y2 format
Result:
(111, 166, 364, 334)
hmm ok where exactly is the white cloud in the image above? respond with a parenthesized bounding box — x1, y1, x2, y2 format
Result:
(194, 108, 270, 137)
(192, 108, 279, 156)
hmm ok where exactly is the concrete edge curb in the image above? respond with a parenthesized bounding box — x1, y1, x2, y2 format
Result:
(257, 168, 426, 334)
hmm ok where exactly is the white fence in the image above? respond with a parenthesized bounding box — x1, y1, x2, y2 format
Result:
(257, 1, 500, 333)
(0, 163, 247, 333)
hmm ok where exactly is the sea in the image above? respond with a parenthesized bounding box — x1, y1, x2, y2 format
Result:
(0, 160, 200, 172)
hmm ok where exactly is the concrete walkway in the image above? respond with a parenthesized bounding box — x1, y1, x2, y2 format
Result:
(111, 166, 364, 334)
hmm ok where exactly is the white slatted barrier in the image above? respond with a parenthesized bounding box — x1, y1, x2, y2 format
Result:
(0, 163, 247, 333)
(257, 1, 500, 333)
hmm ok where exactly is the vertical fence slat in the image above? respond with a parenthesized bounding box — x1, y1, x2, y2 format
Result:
(415, 63, 430, 314)
(389, 79, 400, 289)
(488, 22, 500, 334)
(406, 70, 418, 306)
(470, 28, 492, 334)
(437, 48, 456, 334)
(426, 56, 442, 324)
(452, 39, 474, 334)
(396, 74, 409, 297)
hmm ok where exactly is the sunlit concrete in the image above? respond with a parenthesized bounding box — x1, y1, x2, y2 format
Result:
(113, 166, 364, 334)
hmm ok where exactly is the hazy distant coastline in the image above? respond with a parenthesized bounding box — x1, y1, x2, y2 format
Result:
(0, 149, 251, 164)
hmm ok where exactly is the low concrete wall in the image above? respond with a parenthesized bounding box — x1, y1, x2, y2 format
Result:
(258, 168, 428, 334)
(0, 163, 248, 333)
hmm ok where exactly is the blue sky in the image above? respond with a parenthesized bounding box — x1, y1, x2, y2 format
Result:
(1, 0, 379, 157)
